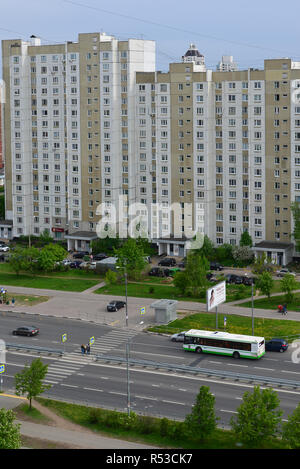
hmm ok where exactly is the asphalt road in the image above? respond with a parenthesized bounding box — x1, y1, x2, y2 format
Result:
(1, 313, 300, 428)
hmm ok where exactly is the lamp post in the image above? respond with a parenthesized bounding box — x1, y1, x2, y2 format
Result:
(251, 278, 254, 336)
(125, 268, 128, 328)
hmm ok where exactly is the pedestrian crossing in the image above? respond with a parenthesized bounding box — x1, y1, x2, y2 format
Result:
(44, 329, 138, 385)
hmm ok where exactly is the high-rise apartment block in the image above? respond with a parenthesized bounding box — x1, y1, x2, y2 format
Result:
(2, 34, 300, 264)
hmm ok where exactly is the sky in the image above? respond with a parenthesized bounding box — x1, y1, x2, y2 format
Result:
(1, 0, 300, 74)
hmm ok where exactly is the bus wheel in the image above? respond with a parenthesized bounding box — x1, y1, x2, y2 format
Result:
(196, 347, 202, 354)
(233, 351, 240, 359)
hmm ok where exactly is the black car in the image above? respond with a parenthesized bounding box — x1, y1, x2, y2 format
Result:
(243, 276, 256, 286)
(13, 326, 39, 337)
(158, 258, 176, 267)
(107, 300, 126, 312)
(93, 253, 107, 261)
(265, 338, 288, 352)
(225, 274, 243, 284)
(73, 251, 90, 259)
(149, 267, 165, 277)
(210, 262, 223, 271)
(69, 260, 83, 268)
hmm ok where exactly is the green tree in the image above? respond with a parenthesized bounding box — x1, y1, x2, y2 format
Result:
(280, 274, 298, 303)
(37, 243, 67, 272)
(105, 269, 118, 285)
(230, 386, 282, 447)
(0, 408, 21, 449)
(91, 235, 121, 255)
(251, 253, 274, 275)
(184, 386, 218, 441)
(114, 237, 147, 280)
(9, 246, 39, 275)
(240, 230, 253, 247)
(197, 235, 215, 260)
(215, 243, 233, 263)
(15, 358, 51, 410)
(185, 253, 209, 297)
(257, 271, 274, 298)
(291, 201, 300, 253)
(173, 270, 190, 296)
(282, 402, 300, 448)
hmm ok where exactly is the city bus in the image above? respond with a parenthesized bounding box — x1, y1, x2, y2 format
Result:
(183, 329, 265, 359)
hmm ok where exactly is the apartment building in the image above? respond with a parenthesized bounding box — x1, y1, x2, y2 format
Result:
(2, 35, 300, 263)
(2, 33, 155, 249)
(135, 53, 300, 263)
(0, 82, 3, 173)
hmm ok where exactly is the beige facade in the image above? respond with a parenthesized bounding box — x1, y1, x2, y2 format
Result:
(2, 35, 300, 261)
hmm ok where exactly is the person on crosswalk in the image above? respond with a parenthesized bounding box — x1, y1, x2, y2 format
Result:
(81, 344, 86, 355)
(86, 343, 90, 355)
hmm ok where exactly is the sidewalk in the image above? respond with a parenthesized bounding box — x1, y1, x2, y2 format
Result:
(0, 394, 158, 449)
(0, 283, 300, 328)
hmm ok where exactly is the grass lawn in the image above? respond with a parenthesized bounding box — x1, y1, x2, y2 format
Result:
(147, 311, 300, 341)
(0, 272, 99, 292)
(94, 281, 253, 303)
(239, 292, 300, 312)
(35, 398, 287, 449)
(0, 262, 103, 280)
(94, 282, 194, 301)
(6, 293, 50, 306)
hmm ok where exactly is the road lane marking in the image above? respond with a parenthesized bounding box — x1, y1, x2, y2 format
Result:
(60, 384, 78, 388)
(83, 387, 103, 392)
(254, 367, 275, 372)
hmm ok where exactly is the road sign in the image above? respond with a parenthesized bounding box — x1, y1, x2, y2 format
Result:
(0, 364, 5, 373)
(61, 333, 67, 343)
(89, 336, 95, 345)
(140, 307, 145, 315)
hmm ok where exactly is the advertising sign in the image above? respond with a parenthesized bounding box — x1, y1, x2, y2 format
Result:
(207, 281, 226, 311)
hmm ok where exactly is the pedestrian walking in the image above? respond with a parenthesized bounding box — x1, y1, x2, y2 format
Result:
(86, 343, 90, 355)
(283, 304, 287, 316)
(81, 344, 86, 355)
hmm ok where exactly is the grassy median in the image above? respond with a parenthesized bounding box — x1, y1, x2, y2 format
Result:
(147, 311, 300, 341)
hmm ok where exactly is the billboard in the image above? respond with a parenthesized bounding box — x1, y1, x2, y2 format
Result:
(207, 281, 226, 311)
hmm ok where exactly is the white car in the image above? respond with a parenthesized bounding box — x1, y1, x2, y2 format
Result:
(276, 269, 296, 277)
(0, 245, 10, 252)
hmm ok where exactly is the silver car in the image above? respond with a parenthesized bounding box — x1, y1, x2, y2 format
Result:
(170, 331, 186, 342)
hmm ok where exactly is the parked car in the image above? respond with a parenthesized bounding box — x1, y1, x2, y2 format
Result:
(12, 326, 39, 337)
(107, 300, 126, 312)
(0, 245, 9, 252)
(158, 258, 176, 267)
(73, 251, 90, 259)
(165, 267, 181, 277)
(265, 338, 288, 352)
(210, 262, 223, 271)
(93, 253, 107, 261)
(69, 260, 83, 269)
(276, 268, 296, 277)
(225, 274, 243, 284)
(62, 258, 72, 266)
(170, 331, 186, 342)
(149, 267, 165, 277)
(242, 276, 256, 286)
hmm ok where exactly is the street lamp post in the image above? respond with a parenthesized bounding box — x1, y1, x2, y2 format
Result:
(251, 278, 254, 336)
(126, 339, 130, 416)
(125, 270, 128, 328)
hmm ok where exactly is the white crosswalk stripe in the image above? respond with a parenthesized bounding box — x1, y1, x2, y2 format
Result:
(43, 329, 138, 385)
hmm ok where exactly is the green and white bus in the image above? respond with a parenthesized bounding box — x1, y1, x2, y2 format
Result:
(183, 329, 265, 359)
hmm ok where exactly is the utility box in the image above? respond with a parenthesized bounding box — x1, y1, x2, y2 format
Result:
(150, 299, 178, 324)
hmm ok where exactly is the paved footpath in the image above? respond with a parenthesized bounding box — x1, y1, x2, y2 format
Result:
(0, 394, 157, 449)
(1, 284, 299, 330)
